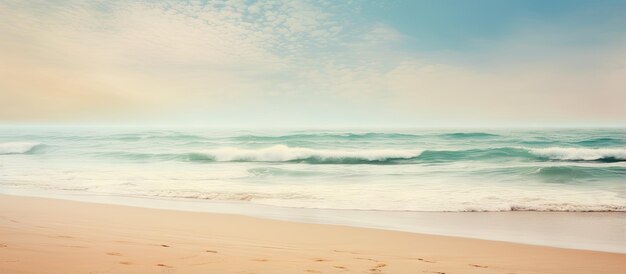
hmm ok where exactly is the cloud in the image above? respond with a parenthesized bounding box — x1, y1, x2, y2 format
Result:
(279, 19, 626, 126)
(0, 0, 624, 126)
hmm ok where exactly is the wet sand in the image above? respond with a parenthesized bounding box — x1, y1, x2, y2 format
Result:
(1, 194, 625, 274)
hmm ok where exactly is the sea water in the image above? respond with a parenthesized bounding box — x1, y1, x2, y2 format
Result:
(1, 127, 625, 212)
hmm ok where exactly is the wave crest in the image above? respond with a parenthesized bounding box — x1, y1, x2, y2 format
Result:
(199, 145, 422, 163)
(530, 147, 626, 162)
(231, 132, 419, 141)
(439, 132, 499, 138)
(0, 142, 43, 155)
(94, 146, 626, 164)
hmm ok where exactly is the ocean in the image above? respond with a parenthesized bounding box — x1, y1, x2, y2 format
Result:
(1, 127, 625, 212)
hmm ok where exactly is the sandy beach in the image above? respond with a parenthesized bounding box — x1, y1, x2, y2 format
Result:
(1, 195, 624, 274)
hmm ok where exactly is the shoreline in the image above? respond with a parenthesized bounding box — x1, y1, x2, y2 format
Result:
(2, 188, 625, 253)
(1, 194, 626, 273)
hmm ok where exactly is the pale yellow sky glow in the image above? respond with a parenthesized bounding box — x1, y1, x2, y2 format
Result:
(1, 1, 625, 126)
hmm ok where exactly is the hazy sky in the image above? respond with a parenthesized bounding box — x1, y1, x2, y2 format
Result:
(1, 0, 625, 126)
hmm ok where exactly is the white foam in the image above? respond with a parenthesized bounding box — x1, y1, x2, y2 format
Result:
(530, 147, 626, 161)
(0, 142, 41, 155)
(200, 145, 423, 162)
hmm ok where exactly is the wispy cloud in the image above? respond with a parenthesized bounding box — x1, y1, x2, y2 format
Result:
(0, 0, 624, 126)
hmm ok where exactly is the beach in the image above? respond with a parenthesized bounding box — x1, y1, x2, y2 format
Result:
(1, 194, 625, 274)
(1, 128, 625, 273)
(2, 0, 625, 272)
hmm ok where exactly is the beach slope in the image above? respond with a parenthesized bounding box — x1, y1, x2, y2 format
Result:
(1, 195, 624, 274)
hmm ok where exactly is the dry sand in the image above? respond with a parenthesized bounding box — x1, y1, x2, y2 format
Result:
(1, 194, 624, 274)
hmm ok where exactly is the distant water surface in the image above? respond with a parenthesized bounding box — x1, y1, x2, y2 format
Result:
(1, 127, 625, 212)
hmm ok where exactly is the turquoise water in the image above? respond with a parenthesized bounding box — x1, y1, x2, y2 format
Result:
(0, 127, 625, 211)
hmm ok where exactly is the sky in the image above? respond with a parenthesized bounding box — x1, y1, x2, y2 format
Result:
(0, 0, 625, 127)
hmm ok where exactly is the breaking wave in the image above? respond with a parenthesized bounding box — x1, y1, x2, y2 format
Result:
(530, 147, 626, 162)
(0, 142, 43, 155)
(197, 145, 423, 163)
(530, 166, 626, 183)
(92, 146, 626, 164)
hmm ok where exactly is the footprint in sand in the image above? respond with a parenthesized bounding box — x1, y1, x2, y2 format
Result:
(313, 258, 328, 262)
(0, 243, 7, 248)
(252, 259, 269, 262)
(416, 258, 436, 263)
(0, 217, 20, 224)
(205, 250, 218, 253)
(106, 252, 122, 256)
(369, 263, 387, 273)
(64, 245, 86, 249)
(160, 244, 170, 248)
(157, 263, 173, 268)
(334, 249, 359, 254)
(469, 264, 488, 268)
(54, 235, 74, 239)
(334, 265, 348, 270)
(305, 270, 322, 273)
(119, 261, 132, 265)
(355, 257, 378, 262)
